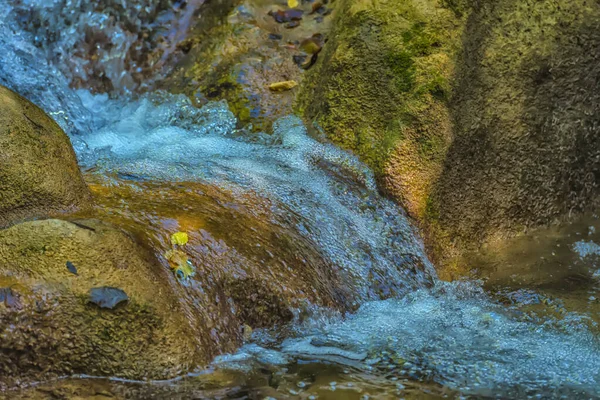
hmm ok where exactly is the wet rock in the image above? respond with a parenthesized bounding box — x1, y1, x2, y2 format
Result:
(298, 0, 600, 276)
(66, 261, 78, 275)
(431, 0, 600, 275)
(0, 219, 202, 389)
(0, 86, 93, 228)
(0, 288, 18, 308)
(268, 9, 304, 23)
(286, 20, 301, 29)
(89, 287, 129, 309)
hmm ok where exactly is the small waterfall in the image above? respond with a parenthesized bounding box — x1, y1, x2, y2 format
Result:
(1, 1, 599, 398)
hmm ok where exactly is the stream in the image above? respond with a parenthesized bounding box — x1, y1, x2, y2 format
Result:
(1, 1, 600, 399)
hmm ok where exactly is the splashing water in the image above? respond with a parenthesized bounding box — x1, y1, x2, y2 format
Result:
(1, 1, 600, 398)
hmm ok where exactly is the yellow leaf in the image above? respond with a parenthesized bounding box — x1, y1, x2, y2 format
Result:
(287, 0, 299, 8)
(170, 231, 188, 246)
(268, 80, 298, 91)
(165, 249, 189, 266)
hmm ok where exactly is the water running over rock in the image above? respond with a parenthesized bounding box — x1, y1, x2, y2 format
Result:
(0, 0, 600, 398)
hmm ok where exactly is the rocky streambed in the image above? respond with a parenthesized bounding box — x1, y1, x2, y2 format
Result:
(1, 0, 600, 399)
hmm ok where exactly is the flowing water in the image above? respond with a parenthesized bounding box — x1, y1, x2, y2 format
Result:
(1, 1, 600, 399)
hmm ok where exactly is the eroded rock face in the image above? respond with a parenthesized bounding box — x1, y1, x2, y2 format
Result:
(0, 219, 202, 389)
(432, 0, 600, 250)
(0, 86, 92, 229)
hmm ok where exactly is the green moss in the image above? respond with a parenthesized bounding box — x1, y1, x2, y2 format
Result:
(296, 0, 459, 181)
(386, 50, 416, 92)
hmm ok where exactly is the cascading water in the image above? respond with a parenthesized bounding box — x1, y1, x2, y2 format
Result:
(1, 1, 600, 398)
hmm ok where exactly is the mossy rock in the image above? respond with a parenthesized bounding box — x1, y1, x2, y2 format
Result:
(0, 219, 202, 389)
(296, 0, 462, 220)
(428, 0, 600, 274)
(0, 86, 92, 229)
(297, 0, 600, 276)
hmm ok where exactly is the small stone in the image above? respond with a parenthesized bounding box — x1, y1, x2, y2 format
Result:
(269, 33, 283, 40)
(286, 20, 300, 29)
(268, 9, 304, 23)
(0, 287, 18, 308)
(89, 287, 129, 309)
(66, 261, 78, 275)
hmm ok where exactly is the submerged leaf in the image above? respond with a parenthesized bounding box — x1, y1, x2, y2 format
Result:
(174, 261, 195, 281)
(165, 249, 195, 281)
(171, 231, 189, 246)
(89, 287, 129, 309)
(269, 80, 298, 91)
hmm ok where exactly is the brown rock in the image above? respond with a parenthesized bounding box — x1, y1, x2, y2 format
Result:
(0, 219, 203, 389)
(0, 86, 92, 228)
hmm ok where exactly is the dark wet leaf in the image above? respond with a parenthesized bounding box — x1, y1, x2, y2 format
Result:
(286, 20, 301, 29)
(310, 2, 325, 14)
(70, 221, 96, 232)
(66, 261, 78, 275)
(268, 9, 304, 23)
(89, 287, 129, 309)
(268, 33, 283, 40)
(293, 54, 308, 67)
(0, 287, 18, 308)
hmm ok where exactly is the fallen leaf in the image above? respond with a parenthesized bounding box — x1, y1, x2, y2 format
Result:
(269, 80, 298, 91)
(310, 2, 324, 14)
(287, 0, 299, 7)
(165, 249, 196, 281)
(171, 231, 189, 246)
(300, 34, 324, 54)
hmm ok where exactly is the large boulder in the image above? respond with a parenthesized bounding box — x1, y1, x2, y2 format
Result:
(430, 0, 600, 274)
(0, 85, 92, 229)
(297, 0, 600, 278)
(0, 219, 202, 389)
